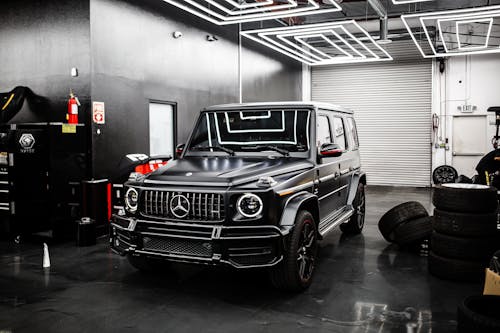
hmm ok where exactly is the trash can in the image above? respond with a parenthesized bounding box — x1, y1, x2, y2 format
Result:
(81, 179, 110, 236)
(76, 217, 96, 247)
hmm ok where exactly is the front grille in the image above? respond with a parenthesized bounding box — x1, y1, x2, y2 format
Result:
(142, 236, 213, 258)
(141, 190, 225, 222)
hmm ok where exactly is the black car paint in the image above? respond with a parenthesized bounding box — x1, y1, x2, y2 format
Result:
(111, 104, 365, 269)
(146, 157, 314, 187)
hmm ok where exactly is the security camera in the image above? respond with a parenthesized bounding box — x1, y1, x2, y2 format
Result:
(173, 31, 183, 39)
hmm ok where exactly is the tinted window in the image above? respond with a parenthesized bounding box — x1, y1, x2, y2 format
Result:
(316, 115, 332, 147)
(333, 117, 347, 150)
(347, 117, 359, 149)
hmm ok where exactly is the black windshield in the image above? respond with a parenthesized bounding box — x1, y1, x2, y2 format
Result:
(187, 109, 311, 156)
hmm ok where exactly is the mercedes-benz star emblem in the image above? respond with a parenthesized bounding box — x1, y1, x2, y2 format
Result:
(170, 194, 190, 219)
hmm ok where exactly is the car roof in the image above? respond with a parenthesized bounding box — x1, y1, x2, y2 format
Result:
(202, 101, 354, 114)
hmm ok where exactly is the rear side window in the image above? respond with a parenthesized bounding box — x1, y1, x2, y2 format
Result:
(333, 117, 347, 150)
(347, 117, 359, 150)
(316, 115, 332, 147)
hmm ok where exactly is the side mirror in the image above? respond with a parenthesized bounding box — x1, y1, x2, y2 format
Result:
(319, 143, 344, 158)
(175, 144, 185, 159)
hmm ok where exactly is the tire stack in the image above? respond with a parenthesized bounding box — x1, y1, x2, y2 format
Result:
(430, 184, 500, 282)
(457, 295, 500, 332)
(378, 201, 433, 248)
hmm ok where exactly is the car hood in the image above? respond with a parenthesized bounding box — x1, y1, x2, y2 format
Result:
(144, 156, 313, 187)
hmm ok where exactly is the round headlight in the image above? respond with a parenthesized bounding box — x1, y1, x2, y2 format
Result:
(236, 193, 263, 218)
(125, 188, 139, 213)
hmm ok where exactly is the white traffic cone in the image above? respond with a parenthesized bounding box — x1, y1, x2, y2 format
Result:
(43, 243, 50, 268)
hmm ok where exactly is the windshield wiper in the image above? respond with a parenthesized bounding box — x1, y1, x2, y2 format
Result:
(192, 145, 235, 156)
(255, 145, 290, 157)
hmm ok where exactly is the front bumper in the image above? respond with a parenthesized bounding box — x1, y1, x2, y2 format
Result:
(110, 215, 291, 269)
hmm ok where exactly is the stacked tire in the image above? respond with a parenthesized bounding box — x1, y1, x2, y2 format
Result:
(430, 184, 500, 282)
(378, 201, 433, 248)
(457, 295, 500, 332)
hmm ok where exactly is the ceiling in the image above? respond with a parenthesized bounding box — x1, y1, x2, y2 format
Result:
(163, 1, 500, 63)
(305, 0, 500, 23)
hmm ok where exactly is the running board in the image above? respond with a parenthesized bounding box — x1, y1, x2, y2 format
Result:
(319, 208, 355, 237)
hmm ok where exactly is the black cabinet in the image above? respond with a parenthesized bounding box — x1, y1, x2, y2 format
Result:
(0, 123, 88, 237)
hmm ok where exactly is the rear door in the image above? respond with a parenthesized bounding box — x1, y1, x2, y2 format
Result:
(316, 112, 341, 220)
(331, 114, 351, 206)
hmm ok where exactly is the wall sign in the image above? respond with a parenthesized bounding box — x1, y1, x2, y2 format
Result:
(92, 102, 106, 124)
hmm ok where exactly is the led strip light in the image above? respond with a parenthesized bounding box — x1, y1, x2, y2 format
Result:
(213, 110, 305, 146)
(392, 0, 433, 4)
(241, 20, 393, 66)
(402, 5, 500, 58)
(162, 0, 342, 25)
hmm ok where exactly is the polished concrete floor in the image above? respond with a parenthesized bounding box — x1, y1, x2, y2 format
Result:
(0, 187, 482, 333)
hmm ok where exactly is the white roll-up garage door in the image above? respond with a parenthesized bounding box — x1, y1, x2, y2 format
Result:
(312, 41, 432, 187)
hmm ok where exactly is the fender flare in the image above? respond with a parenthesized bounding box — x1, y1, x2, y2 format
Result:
(279, 191, 319, 228)
(347, 171, 366, 206)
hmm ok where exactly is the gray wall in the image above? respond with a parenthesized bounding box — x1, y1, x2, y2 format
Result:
(0, 0, 91, 123)
(90, 0, 302, 178)
(0, 0, 302, 178)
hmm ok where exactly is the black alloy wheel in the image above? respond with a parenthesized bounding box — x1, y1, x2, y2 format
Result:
(270, 210, 318, 291)
(433, 165, 458, 184)
(297, 218, 317, 283)
(340, 182, 366, 234)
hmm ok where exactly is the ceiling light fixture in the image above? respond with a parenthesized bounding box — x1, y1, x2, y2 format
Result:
(401, 5, 500, 58)
(392, 0, 433, 4)
(241, 20, 393, 66)
(162, 0, 342, 25)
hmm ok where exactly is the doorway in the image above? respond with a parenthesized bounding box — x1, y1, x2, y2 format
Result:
(149, 101, 176, 157)
(452, 115, 488, 177)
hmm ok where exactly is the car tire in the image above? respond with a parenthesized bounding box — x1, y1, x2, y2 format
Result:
(340, 182, 365, 235)
(431, 232, 500, 261)
(433, 209, 498, 237)
(378, 202, 429, 242)
(393, 216, 433, 247)
(270, 210, 318, 292)
(428, 251, 485, 282)
(433, 165, 458, 184)
(491, 250, 500, 274)
(433, 184, 498, 214)
(457, 295, 500, 333)
(128, 255, 169, 273)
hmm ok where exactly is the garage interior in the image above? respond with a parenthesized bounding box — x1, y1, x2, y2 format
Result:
(1, 0, 500, 332)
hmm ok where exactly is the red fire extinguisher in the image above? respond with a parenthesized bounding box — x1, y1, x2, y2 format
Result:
(67, 90, 81, 124)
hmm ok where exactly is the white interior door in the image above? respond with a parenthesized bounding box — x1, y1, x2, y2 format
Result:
(149, 102, 175, 157)
(452, 115, 488, 177)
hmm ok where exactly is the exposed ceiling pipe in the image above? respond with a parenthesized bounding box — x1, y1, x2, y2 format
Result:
(357, 17, 406, 33)
(340, 0, 391, 43)
(366, 0, 387, 18)
(367, 0, 392, 44)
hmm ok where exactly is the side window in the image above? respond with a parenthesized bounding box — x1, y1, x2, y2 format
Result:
(347, 117, 360, 150)
(333, 117, 347, 150)
(316, 115, 332, 147)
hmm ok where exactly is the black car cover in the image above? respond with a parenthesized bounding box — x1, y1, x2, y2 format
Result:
(0, 86, 33, 123)
(476, 149, 500, 187)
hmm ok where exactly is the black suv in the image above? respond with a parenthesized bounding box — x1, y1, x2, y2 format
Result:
(111, 102, 365, 291)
